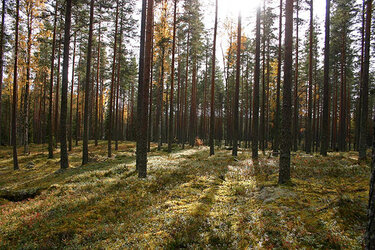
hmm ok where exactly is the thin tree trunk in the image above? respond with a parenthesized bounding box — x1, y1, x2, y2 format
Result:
(321, 0, 331, 156)
(95, 22, 101, 147)
(233, 13, 241, 156)
(210, 0, 218, 156)
(82, 0, 94, 165)
(147, 32, 154, 151)
(293, 0, 299, 152)
(12, 0, 20, 170)
(60, 0, 72, 170)
(69, 33, 76, 151)
(182, 31, 190, 149)
(274, 0, 282, 154)
(0, 0, 5, 146)
(189, 57, 197, 147)
(23, 1, 33, 155)
(168, 0, 177, 152)
(55, 33, 62, 146)
(306, 0, 313, 154)
(107, 0, 119, 158)
(252, 6, 261, 159)
(48, 3, 58, 158)
(76, 56, 81, 146)
(115, 20, 123, 151)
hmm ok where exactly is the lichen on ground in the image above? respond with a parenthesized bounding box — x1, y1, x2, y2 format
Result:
(0, 142, 370, 248)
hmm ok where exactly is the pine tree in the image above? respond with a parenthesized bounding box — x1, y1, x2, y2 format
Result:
(320, 0, 331, 156)
(47, 2, 58, 159)
(12, 0, 20, 170)
(60, 0, 73, 170)
(359, 0, 372, 161)
(232, 12, 241, 157)
(82, 0, 94, 165)
(279, 0, 293, 184)
(107, 0, 119, 158)
(168, 0, 177, 153)
(0, 0, 5, 146)
(136, 0, 153, 178)
(209, 0, 218, 156)
(252, 6, 261, 159)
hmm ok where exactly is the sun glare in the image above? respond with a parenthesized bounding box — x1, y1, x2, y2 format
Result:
(221, 0, 261, 17)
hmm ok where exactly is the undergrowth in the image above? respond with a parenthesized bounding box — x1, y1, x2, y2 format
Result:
(0, 142, 370, 248)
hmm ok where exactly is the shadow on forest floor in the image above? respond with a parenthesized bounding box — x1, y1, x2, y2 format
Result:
(0, 142, 370, 248)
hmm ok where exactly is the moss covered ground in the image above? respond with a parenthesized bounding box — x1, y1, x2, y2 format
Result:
(0, 141, 370, 248)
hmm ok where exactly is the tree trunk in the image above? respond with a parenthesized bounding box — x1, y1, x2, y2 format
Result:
(367, 112, 375, 249)
(359, 0, 372, 161)
(55, 33, 62, 146)
(136, 0, 153, 178)
(12, 0, 20, 170)
(233, 13, 241, 156)
(59, 0, 72, 170)
(279, 0, 293, 184)
(293, 0, 299, 152)
(189, 57, 197, 147)
(95, 22, 101, 147)
(274, 0, 282, 154)
(306, 0, 313, 154)
(321, 0, 331, 156)
(252, 6, 261, 159)
(182, 31, 190, 149)
(0, 0, 5, 146)
(23, 1, 33, 155)
(82, 0, 94, 165)
(107, 0, 119, 158)
(47, 3, 58, 158)
(69, 33, 76, 151)
(76, 56, 81, 146)
(115, 20, 123, 151)
(210, 0, 218, 156)
(168, 0, 177, 152)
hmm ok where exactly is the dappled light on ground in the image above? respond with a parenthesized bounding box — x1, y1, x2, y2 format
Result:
(0, 142, 369, 248)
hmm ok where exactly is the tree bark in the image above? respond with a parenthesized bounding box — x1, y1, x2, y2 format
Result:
(279, 0, 293, 184)
(359, 0, 372, 161)
(95, 22, 101, 147)
(24, 1, 33, 155)
(233, 13, 241, 156)
(82, 0, 94, 165)
(55, 33, 62, 146)
(320, 0, 331, 156)
(293, 0, 299, 152)
(12, 0, 20, 170)
(252, 6, 261, 159)
(274, 0, 282, 154)
(60, 0, 73, 170)
(306, 0, 313, 154)
(47, 3, 58, 158)
(168, 0, 177, 152)
(107, 0, 119, 158)
(210, 0, 218, 156)
(367, 112, 375, 249)
(0, 0, 5, 146)
(69, 33, 76, 151)
(136, 0, 153, 178)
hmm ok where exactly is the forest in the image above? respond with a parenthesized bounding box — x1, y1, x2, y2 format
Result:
(0, 0, 375, 248)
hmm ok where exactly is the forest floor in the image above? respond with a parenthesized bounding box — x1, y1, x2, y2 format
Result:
(0, 141, 370, 249)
